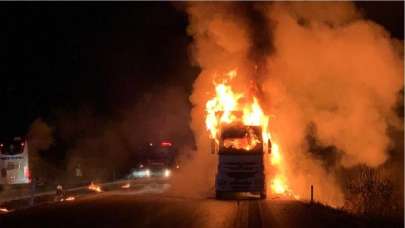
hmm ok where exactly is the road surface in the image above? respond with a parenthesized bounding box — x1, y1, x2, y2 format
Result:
(0, 182, 401, 228)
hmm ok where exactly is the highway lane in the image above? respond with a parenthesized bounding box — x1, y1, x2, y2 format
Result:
(0, 189, 237, 228)
(0, 183, 402, 228)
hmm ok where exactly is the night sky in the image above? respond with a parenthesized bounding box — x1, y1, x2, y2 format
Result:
(0, 2, 403, 139)
(0, 3, 197, 138)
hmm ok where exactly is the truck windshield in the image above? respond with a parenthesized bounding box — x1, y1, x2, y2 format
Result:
(220, 126, 262, 153)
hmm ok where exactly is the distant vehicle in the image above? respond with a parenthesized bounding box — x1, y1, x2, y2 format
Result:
(0, 137, 30, 184)
(212, 124, 269, 199)
(127, 140, 177, 179)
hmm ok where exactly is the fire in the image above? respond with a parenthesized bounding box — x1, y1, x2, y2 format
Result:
(271, 174, 300, 199)
(268, 139, 298, 198)
(223, 128, 261, 151)
(205, 79, 267, 145)
(121, 183, 130, 189)
(269, 142, 291, 195)
(205, 69, 296, 198)
(205, 83, 241, 140)
(88, 182, 102, 192)
(270, 142, 281, 165)
(65, 196, 75, 201)
(271, 175, 287, 194)
(0, 207, 9, 213)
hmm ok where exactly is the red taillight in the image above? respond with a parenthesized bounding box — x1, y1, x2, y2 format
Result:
(160, 141, 172, 147)
(21, 142, 25, 147)
(24, 166, 30, 179)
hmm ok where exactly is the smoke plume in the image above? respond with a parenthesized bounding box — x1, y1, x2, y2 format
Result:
(27, 118, 54, 180)
(185, 2, 403, 206)
(62, 86, 193, 181)
(27, 118, 53, 153)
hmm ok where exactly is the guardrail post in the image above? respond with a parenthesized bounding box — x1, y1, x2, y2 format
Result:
(310, 185, 314, 204)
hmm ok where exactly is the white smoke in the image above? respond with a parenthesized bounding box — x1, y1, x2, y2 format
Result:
(185, 2, 403, 206)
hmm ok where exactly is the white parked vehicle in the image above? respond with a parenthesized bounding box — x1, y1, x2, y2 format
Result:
(0, 137, 30, 185)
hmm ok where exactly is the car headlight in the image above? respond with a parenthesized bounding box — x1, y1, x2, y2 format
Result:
(145, 169, 151, 177)
(164, 169, 171, 177)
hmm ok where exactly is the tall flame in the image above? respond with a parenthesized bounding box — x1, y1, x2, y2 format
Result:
(205, 69, 296, 198)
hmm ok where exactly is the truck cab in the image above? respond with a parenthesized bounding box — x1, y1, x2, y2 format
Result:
(128, 141, 177, 179)
(212, 124, 269, 199)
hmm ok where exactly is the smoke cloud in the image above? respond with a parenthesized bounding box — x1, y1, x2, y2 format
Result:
(61, 86, 193, 181)
(27, 118, 53, 153)
(27, 118, 54, 180)
(185, 2, 403, 206)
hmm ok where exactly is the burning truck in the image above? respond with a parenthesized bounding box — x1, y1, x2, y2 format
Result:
(205, 69, 294, 199)
(212, 122, 270, 199)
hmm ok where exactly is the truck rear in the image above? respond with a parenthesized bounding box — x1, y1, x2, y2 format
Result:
(212, 124, 269, 199)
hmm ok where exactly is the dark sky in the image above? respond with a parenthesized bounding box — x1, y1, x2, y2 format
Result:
(0, 2, 403, 138)
(0, 3, 198, 137)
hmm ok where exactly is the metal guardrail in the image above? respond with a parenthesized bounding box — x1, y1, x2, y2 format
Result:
(0, 178, 152, 204)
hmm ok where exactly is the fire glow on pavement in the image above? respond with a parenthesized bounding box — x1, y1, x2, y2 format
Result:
(0, 207, 10, 213)
(121, 183, 131, 189)
(88, 182, 102, 193)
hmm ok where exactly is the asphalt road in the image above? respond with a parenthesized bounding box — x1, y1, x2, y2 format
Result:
(0, 182, 402, 228)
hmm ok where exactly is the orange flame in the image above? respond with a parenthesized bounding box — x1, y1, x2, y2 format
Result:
(205, 69, 296, 198)
(271, 175, 287, 194)
(121, 183, 130, 189)
(65, 196, 76, 201)
(88, 182, 102, 193)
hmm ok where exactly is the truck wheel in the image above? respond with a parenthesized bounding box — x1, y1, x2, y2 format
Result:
(260, 192, 267, 199)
